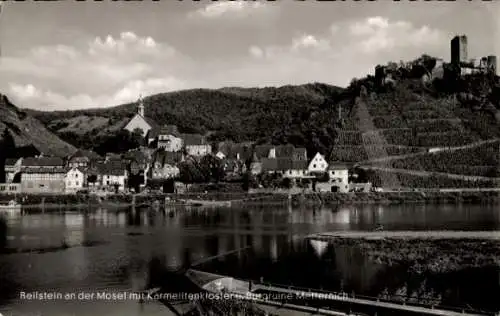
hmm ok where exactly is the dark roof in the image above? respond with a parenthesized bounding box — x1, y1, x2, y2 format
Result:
(293, 148, 308, 160)
(143, 115, 160, 132)
(95, 161, 127, 176)
(65, 166, 86, 174)
(261, 158, 308, 172)
(22, 157, 64, 167)
(275, 145, 295, 158)
(153, 151, 183, 166)
(122, 149, 150, 165)
(182, 133, 206, 146)
(328, 163, 351, 170)
(217, 142, 253, 160)
(5, 158, 19, 167)
(22, 167, 66, 174)
(68, 149, 101, 160)
(255, 144, 307, 160)
(254, 145, 274, 159)
(147, 127, 160, 140)
(159, 125, 180, 137)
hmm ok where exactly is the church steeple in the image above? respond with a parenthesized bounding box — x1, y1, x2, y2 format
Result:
(137, 95, 144, 117)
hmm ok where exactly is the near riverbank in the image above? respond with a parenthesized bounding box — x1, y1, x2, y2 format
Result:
(1, 190, 499, 209)
(309, 232, 500, 310)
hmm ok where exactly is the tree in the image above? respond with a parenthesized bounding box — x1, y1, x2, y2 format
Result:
(87, 174, 98, 185)
(179, 160, 205, 183)
(242, 172, 257, 191)
(2, 128, 15, 158)
(0, 140, 4, 184)
(199, 155, 224, 183)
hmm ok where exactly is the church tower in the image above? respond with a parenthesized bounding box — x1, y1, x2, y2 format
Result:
(137, 95, 145, 117)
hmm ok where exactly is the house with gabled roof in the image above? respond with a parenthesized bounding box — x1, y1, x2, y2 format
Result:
(123, 96, 159, 139)
(95, 161, 128, 192)
(66, 149, 101, 169)
(155, 125, 183, 152)
(183, 133, 211, 157)
(328, 163, 350, 193)
(20, 157, 66, 193)
(261, 158, 309, 179)
(151, 150, 184, 179)
(65, 166, 86, 193)
(122, 148, 152, 190)
(254, 144, 308, 161)
(216, 141, 253, 161)
(308, 152, 328, 174)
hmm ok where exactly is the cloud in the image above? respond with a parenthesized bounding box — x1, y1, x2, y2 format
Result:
(188, 1, 267, 19)
(9, 76, 186, 110)
(3, 32, 187, 109)
(349, 16, 443, 54)
(245, 17, 445, 86)
(2, 17, 446, 110)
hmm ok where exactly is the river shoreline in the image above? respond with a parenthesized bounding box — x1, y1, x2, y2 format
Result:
(1, 190, 499, 209)
(309, 233, 500, 311)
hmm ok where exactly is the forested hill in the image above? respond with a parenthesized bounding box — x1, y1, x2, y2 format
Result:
(26, 83, 347, 156)
(22, 54, 500, 164)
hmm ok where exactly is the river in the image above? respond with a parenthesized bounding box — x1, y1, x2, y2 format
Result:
(0, 203, 499, 315)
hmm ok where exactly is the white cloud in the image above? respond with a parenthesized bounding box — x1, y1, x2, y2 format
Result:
(249, 46, 264, 59)
(9, 76, 186, 110)
(349, 16, 443, 54)
(189, 1, 267, 19)
(245, 17, 445, 87)
(291, 34, 331, 52)
(3, 32, 187, 109)
(2, 17, 446, 110)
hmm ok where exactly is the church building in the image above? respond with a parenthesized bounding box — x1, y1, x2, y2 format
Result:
(123, 96, 158, 138)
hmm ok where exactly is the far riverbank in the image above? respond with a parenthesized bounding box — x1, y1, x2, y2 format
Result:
(0, 190, 499, 209)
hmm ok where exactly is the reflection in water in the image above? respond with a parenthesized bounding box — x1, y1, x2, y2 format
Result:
(0, 204, 499, 313)
(310, 239, 328, 257)
(0, 216, 6, 252)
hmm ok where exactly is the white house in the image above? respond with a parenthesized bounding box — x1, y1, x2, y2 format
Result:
(216, 151, 226, 160)
(151, 151, 183, 179)
(96, 162, 128, 192)
(328, 164, 349, 193)
(184, 134, 212, 157)
(157, 125, 183, 152)
(308, 152, 328, 173)
(65, 167, 85, 193)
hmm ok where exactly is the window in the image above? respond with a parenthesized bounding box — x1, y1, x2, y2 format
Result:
(313, 164, 317, 168)
(76, 181, 79, 186)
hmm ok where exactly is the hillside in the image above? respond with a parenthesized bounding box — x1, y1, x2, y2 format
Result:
(22, 54, 500, 188)
(27, 83, 346, 156)
(0, 94, 76, 157)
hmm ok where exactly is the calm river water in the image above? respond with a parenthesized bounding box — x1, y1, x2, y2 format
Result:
(0, 203, 499, 315)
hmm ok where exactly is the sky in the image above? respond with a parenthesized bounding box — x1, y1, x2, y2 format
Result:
(0, 0, 499, 111)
